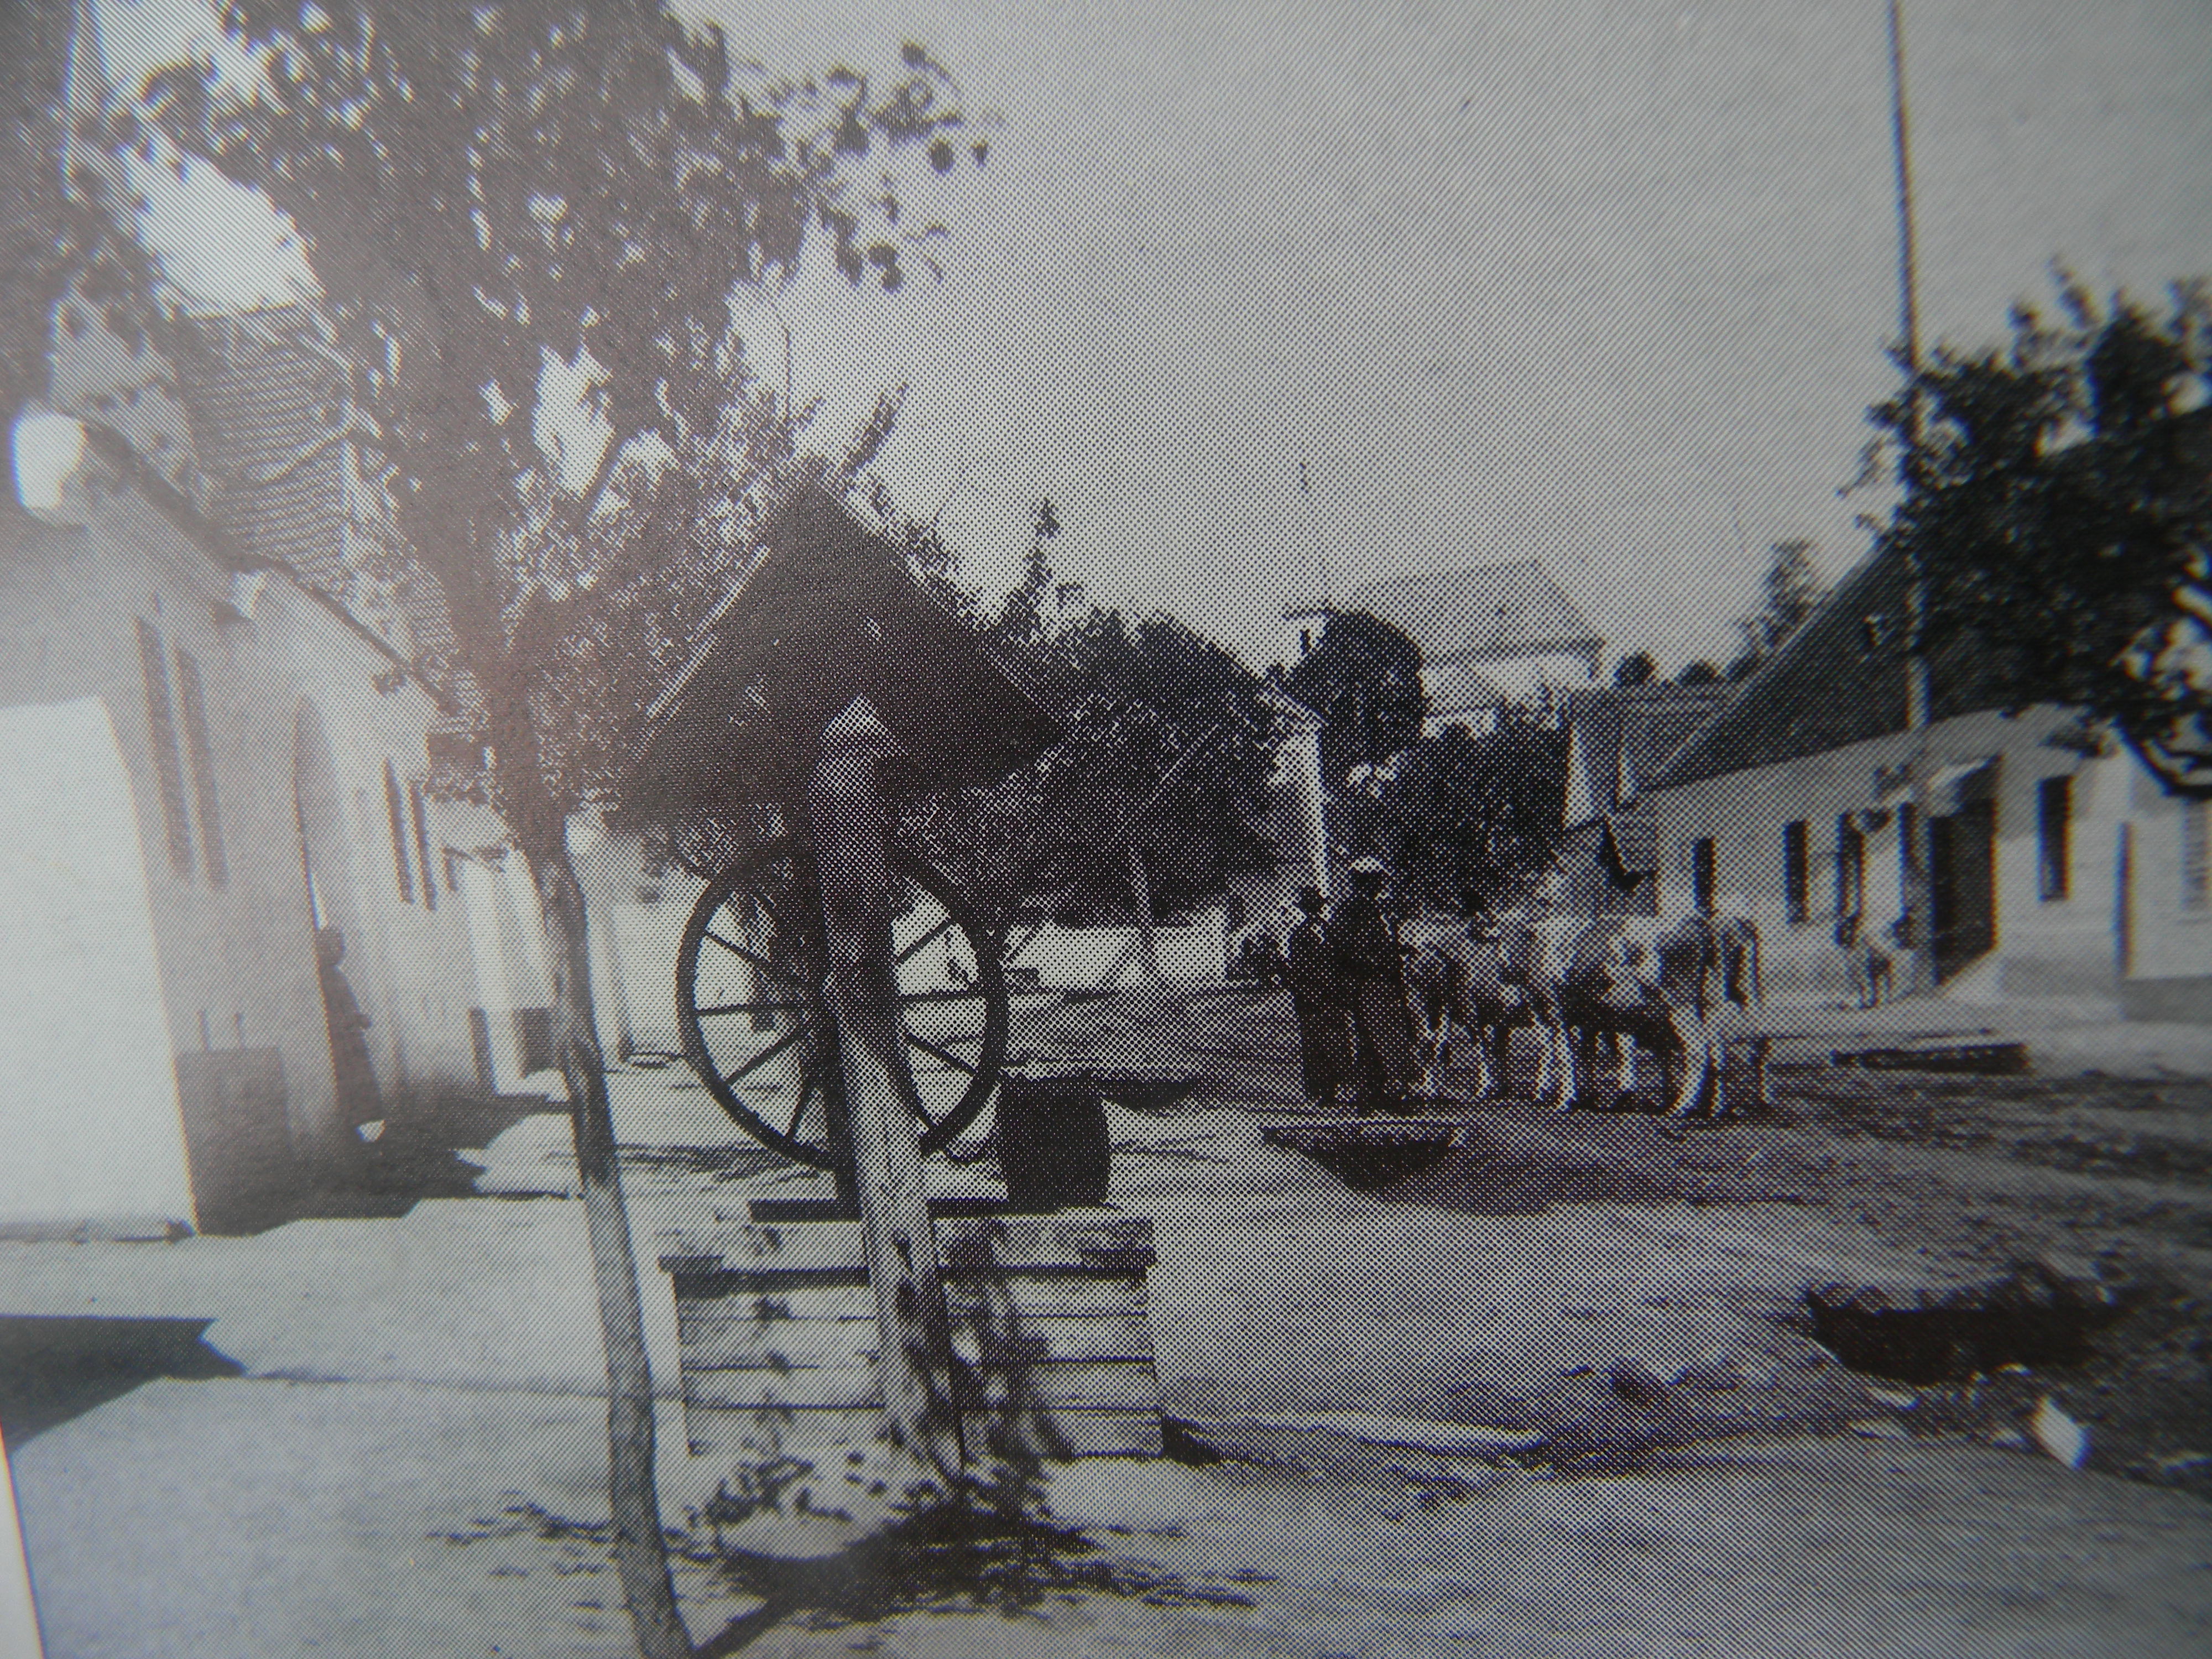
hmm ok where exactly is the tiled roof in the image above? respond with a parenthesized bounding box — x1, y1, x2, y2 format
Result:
(1652, 539, 2027, 790)
(169, 307, 453, 665)
(1346, 561, 1601, 665)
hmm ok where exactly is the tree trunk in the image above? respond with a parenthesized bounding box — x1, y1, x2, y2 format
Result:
(1127, 844, 1161, 979)
(528, 837, 691, 1659)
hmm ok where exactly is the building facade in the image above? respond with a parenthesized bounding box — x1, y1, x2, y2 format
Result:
(1644, 537, 2211, 1018)
(1, 426, 493, 1235)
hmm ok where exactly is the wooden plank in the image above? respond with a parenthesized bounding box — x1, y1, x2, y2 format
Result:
(682, 1405, 1163, 1460)
(682, 1274, 1146, 1333)
(946, 1276, 1150, 1319)
(684, 1313, 1156, 1372)
(659, 1210, 1151, 1276)
(682, 1358, 1161, 1413)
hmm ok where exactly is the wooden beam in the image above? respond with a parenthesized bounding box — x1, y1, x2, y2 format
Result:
(807, 697, 964, 1483)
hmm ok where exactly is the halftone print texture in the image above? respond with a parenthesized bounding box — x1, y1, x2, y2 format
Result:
(6, 1, 2212, 1656)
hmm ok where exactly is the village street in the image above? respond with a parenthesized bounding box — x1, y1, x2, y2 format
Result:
(7, 986, 2212, 1657)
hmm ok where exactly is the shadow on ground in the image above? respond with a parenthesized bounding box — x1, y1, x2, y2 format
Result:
(0, 1315, 244, 1445)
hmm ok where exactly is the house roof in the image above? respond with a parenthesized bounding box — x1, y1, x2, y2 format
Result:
(1560, 683, 1733, 826)
(169, 307, 454, 664)
(1651, 536, 2027, 790)
(1345, 561, 1602, 666)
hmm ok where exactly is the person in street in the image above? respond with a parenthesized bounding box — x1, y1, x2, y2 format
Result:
(1284, 887, 1352, 1110)
(315, 925, 384, 1133)
(1332, 858, 1418, 1113)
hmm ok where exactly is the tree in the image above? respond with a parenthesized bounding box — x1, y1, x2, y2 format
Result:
(1867, 278, 2211, 796)
(0, 0, 165, 472)
(1612, 650, 1656, 687)
(1673, 659, 1723, 687)
(1280, 609, 1428, 789)
(1371, 711, 1567, 910)
(132, 8, 983, 1654)
(899, 514, 1281, 930)
(1726, 539, 1823, 681)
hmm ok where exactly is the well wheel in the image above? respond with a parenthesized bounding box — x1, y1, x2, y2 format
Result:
(675, 838, 1008, 1168)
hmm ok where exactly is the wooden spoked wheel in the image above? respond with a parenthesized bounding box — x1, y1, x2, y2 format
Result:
(675, 838, 1008, 1169)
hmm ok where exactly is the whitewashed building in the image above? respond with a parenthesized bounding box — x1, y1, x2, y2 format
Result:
(0, 302, 540, 1237)
(1336, 562, 1605, 732)
(1644, 535, 2212, 1019)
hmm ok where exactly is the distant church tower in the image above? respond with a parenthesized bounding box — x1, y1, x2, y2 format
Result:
(1282, 459, 1333, 666)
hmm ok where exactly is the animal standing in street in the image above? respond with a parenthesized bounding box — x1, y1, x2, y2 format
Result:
(1556, 911, 1771, 1117)
(1836, 910, 1895, 1009)
(1403, 904, 1528, 1100)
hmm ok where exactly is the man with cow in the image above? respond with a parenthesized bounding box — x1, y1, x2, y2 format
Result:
(1400, 870, 1772, 1119)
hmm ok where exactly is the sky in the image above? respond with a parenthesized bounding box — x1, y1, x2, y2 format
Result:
(84, 0, 2212, 676)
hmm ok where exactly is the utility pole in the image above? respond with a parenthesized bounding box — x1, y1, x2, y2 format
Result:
(1888, 0, 1938, 997)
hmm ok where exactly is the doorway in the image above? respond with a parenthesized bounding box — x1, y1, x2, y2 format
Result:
(1931, 798, 1997, 982)
(294, 701, 381, 1133)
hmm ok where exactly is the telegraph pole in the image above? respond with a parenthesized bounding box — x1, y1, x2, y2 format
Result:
(1888, 0, 1938, 996)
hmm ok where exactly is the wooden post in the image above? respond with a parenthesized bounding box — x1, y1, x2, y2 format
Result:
(1126, 844, 1161, 979)
(806, 697, 964, 1484)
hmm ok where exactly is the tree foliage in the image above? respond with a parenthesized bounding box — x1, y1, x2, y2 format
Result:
(1868, 278, 2212, 796)
(140, 0, 974, 849)
(1279, 608, 1428, 789)
(1611, 649, 1656, 687)
(1361, 711, 1566, 910)
(897, 513, 1282, 926)
(1728, 539, 1823, 680)
(0, 1, 166, 445)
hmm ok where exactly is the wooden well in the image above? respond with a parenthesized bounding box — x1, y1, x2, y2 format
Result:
(660, 1209, 1164, 1463)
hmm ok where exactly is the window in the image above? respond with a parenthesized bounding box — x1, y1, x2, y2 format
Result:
(1691, 837, 1715, 914)
(135, 620, 193, 876)
(174, 649, 227, 888)
(1835, 815, 1866, 919)
(409, 780, 437, 911)
(384, 759, 414, 902)
(1782, 821, 1809, 925)
(2186, 800, 2210, 913)
(2037, 776, 2072, 902)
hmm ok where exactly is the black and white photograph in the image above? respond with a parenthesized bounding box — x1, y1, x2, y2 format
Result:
(1, 1, 2209, 1653)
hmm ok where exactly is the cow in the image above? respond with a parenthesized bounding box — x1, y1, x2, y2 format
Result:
(1553, 911, 1771, 1118)
(1401, 915, 1527, 1101)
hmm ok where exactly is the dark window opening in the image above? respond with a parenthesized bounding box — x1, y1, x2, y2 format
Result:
(1691, 837, 1715, 915)
(1783, 821, 1809, 925)
(409, 780, 437, 911)
(135, 620, 192, 877)
(174, 650, 226, 889)
(384, 760, 414, 903)
(2037, 776, 2072, 902)
(1835, 815, 1866, 920)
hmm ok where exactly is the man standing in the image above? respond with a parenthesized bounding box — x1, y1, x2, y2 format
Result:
(1333, 858, 1417, 1113)
(1284, 887, 1351, 1110)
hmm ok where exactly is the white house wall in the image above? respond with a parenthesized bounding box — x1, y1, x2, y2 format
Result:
(2122, 762, 2212, 1016)
(0, 696, 195, 1236)
(0, 481, 493, 1230)
(1645, 705, 2189, 1009)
